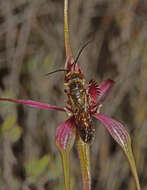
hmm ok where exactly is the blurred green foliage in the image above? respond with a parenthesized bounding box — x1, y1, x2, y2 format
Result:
(0, 115, 22, 143)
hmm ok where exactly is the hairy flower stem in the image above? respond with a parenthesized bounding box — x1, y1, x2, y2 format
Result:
(77, 136, 91, 190)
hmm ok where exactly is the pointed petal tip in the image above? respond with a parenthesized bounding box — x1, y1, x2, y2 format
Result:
(94, 113, 141, 190)
(107, 79, 115, 84)
(99, 79, 115, 92)
(97, 79, 115, 104)
(65, 56, 81, 73)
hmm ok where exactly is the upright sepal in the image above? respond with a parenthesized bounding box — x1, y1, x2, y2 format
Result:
(64, 57, 81, 73)
(94, 113, 141, 190)
(65, 56, 72, 70)
(56, 117, 76, 190)
(64, 0, 73, 62)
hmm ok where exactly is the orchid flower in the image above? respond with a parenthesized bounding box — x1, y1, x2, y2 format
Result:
(0, 0, 141, 190)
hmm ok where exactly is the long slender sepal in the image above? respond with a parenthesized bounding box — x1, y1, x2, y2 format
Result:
(77, 136, 91, 190)
(94, 113, 141, 190)
(64, 0, 72, 58)
(0, 98, 65, 112)
(56, 117, 76, 190)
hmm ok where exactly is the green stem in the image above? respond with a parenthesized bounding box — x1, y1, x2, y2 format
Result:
(64, 0, 72, 58)
(61, 150, 70, 190)
(77, 136, 91, 190)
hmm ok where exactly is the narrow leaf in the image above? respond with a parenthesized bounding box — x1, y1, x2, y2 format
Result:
(94, 113, 141, 190)
(0, 98, 65, 112)
(77, 136, 91, 190)
(56, 117, 76, 190)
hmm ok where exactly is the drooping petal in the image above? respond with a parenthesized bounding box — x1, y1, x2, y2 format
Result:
(94, 113, 141, 190)
(56, 117, 76, 190)
(0, 98, 65, 112)
(77, 135, 91, 190)
(56, 116, 76, 151)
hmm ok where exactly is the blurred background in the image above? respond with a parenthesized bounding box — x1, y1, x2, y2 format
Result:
(0, 0, 147, 189)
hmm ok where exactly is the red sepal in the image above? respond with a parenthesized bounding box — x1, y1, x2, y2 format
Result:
(56, 116, 76, 151)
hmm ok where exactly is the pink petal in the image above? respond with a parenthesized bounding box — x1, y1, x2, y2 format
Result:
(88, 80, 99, 103)
(56, 117, 76, 151)
(65, 56, 72, 70)
(94, 113, 128, 147)
(97, 79, 114, 104)
(0, 98, 65, 112)
(71, 62, 81, 72)
(94, 114, 141, 190)
(65, 56, 82, 73)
